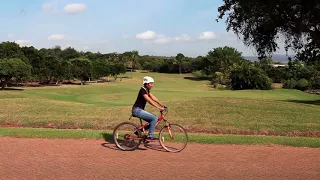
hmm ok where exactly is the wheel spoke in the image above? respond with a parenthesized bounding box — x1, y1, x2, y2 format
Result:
(159, 124, 188, 153)
(113, 122, 142, 151)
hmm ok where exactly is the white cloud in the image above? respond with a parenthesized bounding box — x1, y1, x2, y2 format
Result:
(153, 37, 172, 44)
(153, 33, 193, 44)
(15, 40, 32, 46)
(83, 46, 89, 50)
(41, 1, 87, 14)
(48, 34, 66, 40)
(156, 34, 165, 38)
(198, 31, 216, 40)
(136, 31, 193, 44)
(174, 34, 191, 41)
(136, 30, 156, 40)
(63, 3, 87, 14)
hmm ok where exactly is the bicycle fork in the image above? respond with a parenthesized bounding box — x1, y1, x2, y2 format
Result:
(163, 119, 174, 141)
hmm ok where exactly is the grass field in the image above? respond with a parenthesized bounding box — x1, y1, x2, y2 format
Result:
(1, 72, 320, 146)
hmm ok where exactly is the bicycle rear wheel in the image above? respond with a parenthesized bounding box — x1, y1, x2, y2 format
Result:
(159, 123, 188, 152)
(113, 122, 142, 151)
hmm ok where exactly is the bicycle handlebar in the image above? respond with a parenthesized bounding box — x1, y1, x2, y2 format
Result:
(160, 106, 168, 114)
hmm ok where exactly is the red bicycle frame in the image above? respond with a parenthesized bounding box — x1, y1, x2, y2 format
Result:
(136, 110, 166, 131)
(128, 109, 171, 140)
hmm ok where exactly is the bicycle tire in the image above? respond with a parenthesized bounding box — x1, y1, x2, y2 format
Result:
(113, 121, 142, 151)
(159, 123, 188, 153)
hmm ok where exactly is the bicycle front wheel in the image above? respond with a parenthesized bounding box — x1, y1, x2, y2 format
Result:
(159, 123, 188, 152)
(113, 122, 142, 151)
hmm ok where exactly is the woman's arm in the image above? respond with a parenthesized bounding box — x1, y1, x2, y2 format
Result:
(143, 94, 163, 110)
(149, 92, 165, 107)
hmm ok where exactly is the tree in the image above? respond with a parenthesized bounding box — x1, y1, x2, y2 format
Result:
(0, 41, 27, 63)
(202, 46, 245, 79)
(0, 58, 31, 89)
(216, 0, 320, 63)
(61, 46, 80, 60)
(91, 59, 111, 80)
(110, 62, 126, 81)
(229, 61, 272, 90)
(21, 46, 43, 81)
(70, 58, 93, 85)
(175, 53, 185, 74)
(122, 51, 140, 78)
(37, 48, 66, 83)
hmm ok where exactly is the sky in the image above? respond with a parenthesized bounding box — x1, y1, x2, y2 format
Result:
(0, 0, 292, 57)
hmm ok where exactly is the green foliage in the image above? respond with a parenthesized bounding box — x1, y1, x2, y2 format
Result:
(60, 47, 80, 60)
(284, 78, 310, 91)
(201, 46, 245, 77)
(310, 76, 320, 89)
(191, 70, 201, 77)
(266, 66, 286, 83)
(216, 0, 320, 63)
(0, 58, 31, 89)
(91, 59, 111, 79)
(230, 62, 272, 90)
(0, 41, 27, 62)
(211, 72, 229, 86)
(140, 56, 164, 72)
(283, 79, 297, 89)
(0, 40, 319, 92)
(158, 58, 179, 73)
(296, 79, 309, 91)
(69, 58, 93, 84)
(175, 53, 185, 74)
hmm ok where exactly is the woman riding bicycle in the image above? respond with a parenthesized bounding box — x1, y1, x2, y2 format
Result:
(132, 76, 165, 140)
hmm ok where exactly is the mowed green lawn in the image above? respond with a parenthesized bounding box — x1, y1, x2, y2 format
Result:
(1, 72, 320, 137)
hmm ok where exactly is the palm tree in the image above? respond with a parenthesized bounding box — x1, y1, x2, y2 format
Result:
(130, 51, 139, 78)
(175, 53, 185, 74)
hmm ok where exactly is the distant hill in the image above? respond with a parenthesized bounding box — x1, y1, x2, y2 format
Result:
(244, 54, 295, 63)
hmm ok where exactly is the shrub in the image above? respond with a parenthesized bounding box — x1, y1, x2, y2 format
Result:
(266, 66, 286, 83)
(192, 70, 208, 80)
(283, 79, 297, 89)
(310, 76, 320, 89)
(229, 63, 272, 90)
(211, 71, 231, 86)
(192, 70, 204, 78)
(296, 78, 309, 90)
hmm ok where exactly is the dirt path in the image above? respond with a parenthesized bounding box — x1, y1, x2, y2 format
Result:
(0, 137, 319, 180)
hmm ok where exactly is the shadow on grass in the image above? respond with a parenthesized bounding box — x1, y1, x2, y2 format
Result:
(100, 132, 164, 151)
(286, 100, 320, 106)
(0, 87, 24, 91)
(184, 76, 209, 81)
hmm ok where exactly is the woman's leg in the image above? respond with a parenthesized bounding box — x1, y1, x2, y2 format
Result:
(132, 108, 157, 138)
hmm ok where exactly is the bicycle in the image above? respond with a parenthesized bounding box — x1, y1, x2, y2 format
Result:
(113, 107, 188, 153)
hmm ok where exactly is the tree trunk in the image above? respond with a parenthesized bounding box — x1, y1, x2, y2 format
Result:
(1, 77, 11, 90)
(1, 81, 4, 90)
(179, 64, 182, 74)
